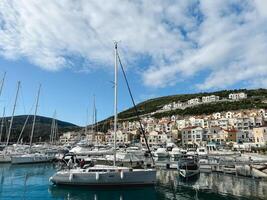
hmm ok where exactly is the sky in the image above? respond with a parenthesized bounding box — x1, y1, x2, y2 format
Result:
(0, 0, 267, 126)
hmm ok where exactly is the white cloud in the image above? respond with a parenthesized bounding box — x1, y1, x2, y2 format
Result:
(0, 0, 267, 89)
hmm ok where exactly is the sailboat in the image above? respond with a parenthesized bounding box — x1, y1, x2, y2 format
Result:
(11, 85, 54, 164)
(49, 42, 156, 186)
(0, 81, 26, 163)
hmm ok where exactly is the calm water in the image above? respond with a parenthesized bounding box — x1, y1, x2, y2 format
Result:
(0, 163, 266, 200)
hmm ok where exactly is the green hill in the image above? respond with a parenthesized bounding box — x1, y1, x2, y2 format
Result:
(0, 115, 80, 143)
(96, 88, 267, 131)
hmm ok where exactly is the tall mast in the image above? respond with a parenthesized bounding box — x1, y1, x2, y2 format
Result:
(6, 81, 20, 146)
(50, 110, 56, 144)
(92, 95, 96, 133)
(30, 84, 41, 148)
(94, 95, 97, 131)
(113, 42, 118, 166)
(85, 108, 88, 135)
(0, 72, 6, 97)
(0, 73, 6, 143)
(0, 107, 5, 143)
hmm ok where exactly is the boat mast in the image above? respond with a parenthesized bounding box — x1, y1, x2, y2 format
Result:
(0, 72, 6, 143)
(6, 81, 20, 146)
(50, 110, 56, 144)
(30, 84, 41, 148)
(84, 108, 88, 135)
(92, 95, 96, 133)
(0, 107, 5, 143)
(113, 41, 118, 166)
(0, 72, 6, 97)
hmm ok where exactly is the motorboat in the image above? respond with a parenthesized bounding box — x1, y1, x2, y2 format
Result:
(169, 147, 182, 159)
(166, 143, 177, 151)
(177, 155, 200, 178)
(70, 146, 113, 156)
(197, 147, 208, 156)
(126, 146, 146, 156)
(153, 148, 169, 158)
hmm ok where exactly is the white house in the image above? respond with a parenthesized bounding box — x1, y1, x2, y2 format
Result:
(202, 95, 220, 103)
(181, 127, 204, 146)
(140, 131, 169, 146)
(187, 98, 200, 105)
(225, 111, 233, 119)
(229, 92, 247, 100)
(213, 112, 221, 119)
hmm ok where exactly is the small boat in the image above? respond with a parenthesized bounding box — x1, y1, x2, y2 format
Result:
(153, 148, 169, 158)
(126, 146, 146, 156)
(177, 155, 200, 178)
(70, 146, 112, 156)
(196, 147, 208, 156)
(166, 143, 177, 151)
(169, 147, 182, 159)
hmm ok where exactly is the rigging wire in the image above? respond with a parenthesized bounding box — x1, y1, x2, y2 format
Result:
(16, 102, 35, 144)
(117, 51, 155, 166)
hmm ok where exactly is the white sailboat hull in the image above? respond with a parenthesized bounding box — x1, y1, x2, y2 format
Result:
(0, 154, 11, 163)
(50, 169, 156, 186)
(11, 154, 53, 164)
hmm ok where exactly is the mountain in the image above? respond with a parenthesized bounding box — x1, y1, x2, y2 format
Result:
(96, 88, 267, 131)
(0, 115, 80, 143)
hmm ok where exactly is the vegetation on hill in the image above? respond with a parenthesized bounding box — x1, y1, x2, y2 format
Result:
(152, 99, 267, 119)
(96, 88, 267, 131)
(0, 115, 80, 143)
(118, 88, 267, 119)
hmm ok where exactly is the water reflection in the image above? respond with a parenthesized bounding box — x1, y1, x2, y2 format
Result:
(158, 170, 267, 200)
(0, 163, 266, 200)
(49, 185, 157, 200)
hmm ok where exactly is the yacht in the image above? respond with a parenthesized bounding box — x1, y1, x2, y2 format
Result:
(177, 155, 200, 178)
(196, 147, 208, 156)
(153, 148, 169, 158)
(166, 142, 177, 151)
(50, 43, 156, 186)
(70, 146, 112, 156)
(169, 147, 182, 159)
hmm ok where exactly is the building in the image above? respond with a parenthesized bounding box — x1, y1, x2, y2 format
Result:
(187, 98, 200, 105)
(213, 112, 221, 119)
(225, 111, 233, 119)
(229, 92, 247, 100)
(59, 131, 81, 144)
(202, 95, 219, 103)
(106, 130, 133, 144)
(181, 127, 203, 146)
(222, 129, 238, 142)
(253, 127, 267, 147)
(140, 131, 169, 147)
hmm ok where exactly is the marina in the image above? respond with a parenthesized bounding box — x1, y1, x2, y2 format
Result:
(1, 1, 267, 199)
(0, 163, 267, 199)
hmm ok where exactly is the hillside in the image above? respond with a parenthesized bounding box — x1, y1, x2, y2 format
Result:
(0, 115, 80, 143)
(97, 88, 267, 131)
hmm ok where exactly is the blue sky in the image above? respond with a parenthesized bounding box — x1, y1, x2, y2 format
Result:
(0, 0, 267, 126)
